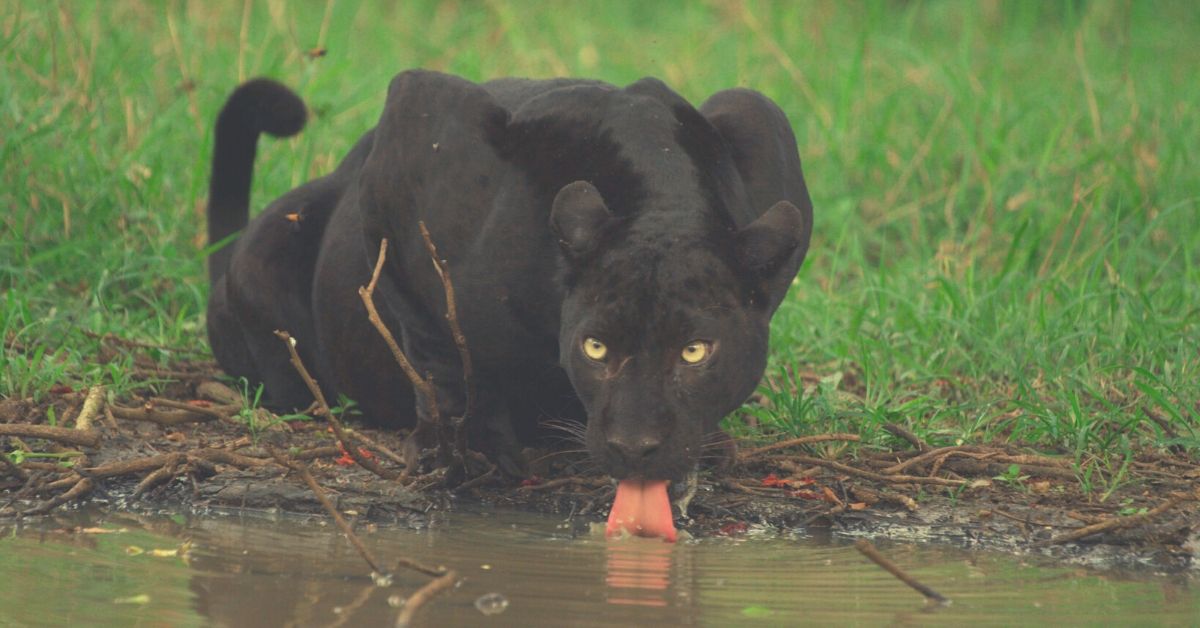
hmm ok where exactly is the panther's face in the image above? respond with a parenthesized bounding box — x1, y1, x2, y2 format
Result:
(551, 180, 810, 482)
(561, 252, 769, 481)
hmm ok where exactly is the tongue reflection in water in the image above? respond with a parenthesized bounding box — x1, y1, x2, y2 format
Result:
(605, 479, 677, 542)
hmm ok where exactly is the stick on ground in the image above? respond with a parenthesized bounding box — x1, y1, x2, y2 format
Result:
(273, 330, 398, 480)
(0, 425, 100, 449)
(854, 539, 950, 605)
(738, 433, 861, 460)
(1037, 494, 1190, 546)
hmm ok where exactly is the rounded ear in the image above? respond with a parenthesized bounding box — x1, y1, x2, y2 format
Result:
(550, 181, 613, 257)
(736, 200, 813, 307)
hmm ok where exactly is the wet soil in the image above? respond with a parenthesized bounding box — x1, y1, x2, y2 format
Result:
(2, 349, 1197, 574)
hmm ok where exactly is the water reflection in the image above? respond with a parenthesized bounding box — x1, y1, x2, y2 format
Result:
(604, 538, 676, 607)
(1, 508, 1196, 627)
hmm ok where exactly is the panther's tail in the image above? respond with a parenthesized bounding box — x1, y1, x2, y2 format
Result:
(207, 79, 307, 284)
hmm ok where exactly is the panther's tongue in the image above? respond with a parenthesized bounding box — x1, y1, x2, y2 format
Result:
(606, 479, 676, 542)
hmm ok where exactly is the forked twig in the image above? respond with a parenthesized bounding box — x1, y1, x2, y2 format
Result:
(357, 239, 451, 462)
(855, 539, 949, 605)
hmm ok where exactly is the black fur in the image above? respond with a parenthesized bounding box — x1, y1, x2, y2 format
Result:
(205, 70, 813, 481)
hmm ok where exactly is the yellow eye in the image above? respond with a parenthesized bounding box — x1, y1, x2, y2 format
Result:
(681, 341, 710, 364)
(582, 337, 608, 361)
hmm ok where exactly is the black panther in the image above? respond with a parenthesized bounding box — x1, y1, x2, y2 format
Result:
(205, 70, 813, 539)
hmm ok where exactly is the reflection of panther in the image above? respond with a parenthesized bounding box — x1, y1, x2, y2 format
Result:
(205, 70, 812, 494)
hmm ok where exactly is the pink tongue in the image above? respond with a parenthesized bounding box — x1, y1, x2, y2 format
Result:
(606, 479, 676, 542)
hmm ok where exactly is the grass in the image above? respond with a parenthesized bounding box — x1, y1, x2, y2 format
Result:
(3, 1, 1198, 488)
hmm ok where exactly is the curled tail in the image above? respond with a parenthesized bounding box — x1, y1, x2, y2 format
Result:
(207, 78, 307, 284)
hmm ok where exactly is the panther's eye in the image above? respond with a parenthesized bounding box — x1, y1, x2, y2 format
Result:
(582, 337, 608, 361)
(681, 341, 711, 365)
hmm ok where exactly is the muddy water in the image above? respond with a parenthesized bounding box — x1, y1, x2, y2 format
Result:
(1, 507, 1195, 626)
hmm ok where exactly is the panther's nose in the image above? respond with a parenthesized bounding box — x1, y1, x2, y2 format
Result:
(606, 435, 662, 466)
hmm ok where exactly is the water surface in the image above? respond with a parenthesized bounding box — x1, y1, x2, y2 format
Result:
(1, 507, 1195, 626)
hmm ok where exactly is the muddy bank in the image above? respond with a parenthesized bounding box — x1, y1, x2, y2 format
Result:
(1, 357, 1197, 574)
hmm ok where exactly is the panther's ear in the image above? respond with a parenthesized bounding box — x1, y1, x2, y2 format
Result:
(550, 181, 613, 258)
(736, 200, 812, 308)
(701, 88, 814, 310)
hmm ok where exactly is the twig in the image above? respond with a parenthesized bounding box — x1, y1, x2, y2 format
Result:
(1037, 495, 1190, 546)
(738, 433, 861, 460)
(191, 448, 275, 469)
(74, 386, 105, 431)
(271, 450, 387, 575)
(883, 424, 928, 452)
(855, 539, 949, 604)
(395, 569, 459, 628)
(274, 330, 398, 481)
(148, 397, 237, 421)
(419, 221, 474, 462)
(81, 453, 185, 478)
(987, 508, 1077, 529)
(345, 429, 407, 466)
(455, 463, 496, 492)
(23, 477, 95, 516)
(885, 445, 1072, 476)
(791, 455, 967, 487)
(884, 445, 981, 475)
(357, 239, 451, 462)
(109, 403, 214, 427)
(132, 453, 185, 497)
(83, 330, 207, 355)
(0, 424, 100, 448)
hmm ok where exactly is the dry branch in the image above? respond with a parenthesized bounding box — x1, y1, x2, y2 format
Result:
(109, 403, 214, 426)
(790, 454, 968, 487)
(345, 430, 406, 466)
(273, 450, 387, 575)
(24, 477, 94, 516)
(738, 433, 861, 460)
(82, 453, 183, 478)
(1037, 494, 1191, 546)
(0, 424, 100, 448)
(882, 423, 928, 452)
(357, 239, 450, 462)
(148, 397, 237, 421)
(191, 448, 275, 469)
(418, 220, 474, 462)
(132, 453, 185, 497)
(74, 386, 105, 431)
(273, 330, 398, 481)
(854, 539, 949, 605)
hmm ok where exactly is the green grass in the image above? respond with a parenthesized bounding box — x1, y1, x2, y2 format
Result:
(3, 1, 1198, 481)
